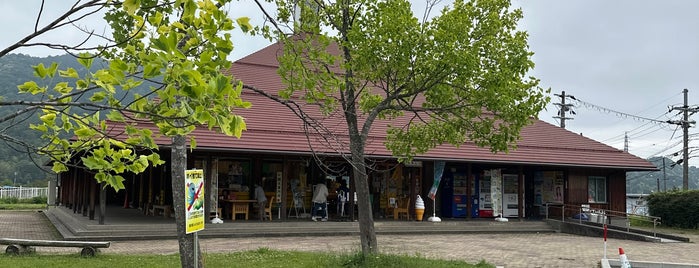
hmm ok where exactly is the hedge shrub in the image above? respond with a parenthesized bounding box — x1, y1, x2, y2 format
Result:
(647, 190, 699, 229)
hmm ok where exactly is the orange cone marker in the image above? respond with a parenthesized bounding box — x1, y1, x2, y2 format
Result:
(619, 247, 632, 268)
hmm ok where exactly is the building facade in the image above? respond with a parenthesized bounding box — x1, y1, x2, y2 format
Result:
(57, 42, 658, 223)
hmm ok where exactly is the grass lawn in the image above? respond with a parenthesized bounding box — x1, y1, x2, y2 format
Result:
(0, 248, 493, 268)
(629, 215, 699, 234)
(0, 203, 46, 210)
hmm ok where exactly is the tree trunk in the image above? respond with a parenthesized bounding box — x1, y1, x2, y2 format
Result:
(350, 137, 378, 254)
(172, 134, 203, 268)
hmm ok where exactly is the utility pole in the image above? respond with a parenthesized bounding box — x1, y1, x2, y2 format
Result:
(624, 132, 629, 152)
(668, 88, 698, 190)
(656, 162, 660, 192)
(662, 158, 667, 191)
(554, 91, 575, 129)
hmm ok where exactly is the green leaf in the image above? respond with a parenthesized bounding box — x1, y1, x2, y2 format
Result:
(47, 62, 59, 78)
(123, 0, 140, 16)
(82, 156, 103, 170)
(39, 113, 56, 124)
(52, 162, 68, 173)
(29, 124, 48, 132)
(152, 35, 170, 51)
(53, 82, 73, 95)
(236, 17, 252, 32)
(90, 91, 107, 102)
(143, 63, 161, 78)
(33, 63, 48, 78)
(110, 59, 128, 72)
(75, 127, 96, 138)
(17, 81, 41, 94)
(59, 68, 79, 78)
(112, 175, 126, 190)
(77, 53, 94, 68)
(106, 110, 125, 122)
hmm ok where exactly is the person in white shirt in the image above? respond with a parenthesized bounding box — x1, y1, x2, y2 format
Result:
(254, 179, 267, 221)
(311, 181, 328, 221)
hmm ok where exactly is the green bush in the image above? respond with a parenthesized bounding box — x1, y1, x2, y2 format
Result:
(0, 196, 46, 205)
(0, 197, 19, 204)
(647, 189, 699, 229)
(0, 203, 46, 210)
(31, 196, 47, 204)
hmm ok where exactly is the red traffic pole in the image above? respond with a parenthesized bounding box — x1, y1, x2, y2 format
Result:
(603, 224, 608, 259)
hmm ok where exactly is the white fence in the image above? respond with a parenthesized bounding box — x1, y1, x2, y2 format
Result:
(0, 187, 48, 199)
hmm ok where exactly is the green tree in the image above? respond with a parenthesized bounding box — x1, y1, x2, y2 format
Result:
(2, 1, 251, 267)
(255, 0, 548, 254)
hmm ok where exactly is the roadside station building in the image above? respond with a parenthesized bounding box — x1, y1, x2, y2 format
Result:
(56, 42, 658, 223)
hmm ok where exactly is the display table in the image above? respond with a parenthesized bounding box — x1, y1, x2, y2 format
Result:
(152, 205, 171, 218)
(224, 200, 256, 220)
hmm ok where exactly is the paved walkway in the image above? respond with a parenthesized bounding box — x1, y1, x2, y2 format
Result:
(2, 210, 699, 267)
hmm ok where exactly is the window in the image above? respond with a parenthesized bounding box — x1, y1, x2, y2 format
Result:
(588, 176, 607, 203)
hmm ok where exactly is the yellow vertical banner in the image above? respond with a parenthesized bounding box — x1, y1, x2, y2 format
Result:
(185, 169, 205, 234)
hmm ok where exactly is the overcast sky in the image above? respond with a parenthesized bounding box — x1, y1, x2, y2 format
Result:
(2, 0, 698, 165)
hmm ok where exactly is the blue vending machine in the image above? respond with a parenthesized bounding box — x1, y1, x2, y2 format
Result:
(451, 173, 468, 218)
(440, 170, 479, 218)
(440, 171, 455, 218)
(440, 169, 479, 218)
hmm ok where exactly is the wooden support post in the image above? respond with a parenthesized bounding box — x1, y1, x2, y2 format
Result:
(139, 173, 144, 209)
(204, 156, 212, 220)
(467, 163, 472, 220)
(148, 168, 153, 204)
(99, 182, 106, 225)
(71, 170, 77, 211)
(281, 158, 289, 220)
(82, 175, 89, 217)
(518, 166, 524, 220)
(89, 180, 96, 220)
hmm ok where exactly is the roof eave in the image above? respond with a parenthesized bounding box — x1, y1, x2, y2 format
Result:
(186, 146, 658, 171)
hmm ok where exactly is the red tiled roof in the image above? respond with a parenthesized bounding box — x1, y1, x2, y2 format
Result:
(109, 42, 657, 171)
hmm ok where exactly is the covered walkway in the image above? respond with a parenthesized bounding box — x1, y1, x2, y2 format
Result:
(44, 205, 554, 241)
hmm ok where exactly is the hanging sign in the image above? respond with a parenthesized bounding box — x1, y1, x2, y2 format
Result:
(185, 169, 205, 234)
(276, 171, 283, 203)
(428, 161, 446, 200)
(490, 169, 502, 217)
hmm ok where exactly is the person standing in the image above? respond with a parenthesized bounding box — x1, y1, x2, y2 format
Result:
(311, 181, 328, 221)
(254, 179, 267, 221)
(336, 179, 350, 217)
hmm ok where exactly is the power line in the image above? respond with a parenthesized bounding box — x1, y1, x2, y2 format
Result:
(570, 96, 672, 125)
(599, 112, 674, 143)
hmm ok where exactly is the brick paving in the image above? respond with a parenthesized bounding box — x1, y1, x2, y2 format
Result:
(2, 210, 699, 267)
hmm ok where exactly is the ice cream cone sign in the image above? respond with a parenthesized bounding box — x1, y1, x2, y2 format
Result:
(415, 195, 425, 221)
(619, 248, 632, 268)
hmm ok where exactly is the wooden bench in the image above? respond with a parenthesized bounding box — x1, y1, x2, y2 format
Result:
(0, 238, 110, 257)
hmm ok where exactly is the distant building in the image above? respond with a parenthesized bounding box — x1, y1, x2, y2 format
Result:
(626, 193, 649, 216)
